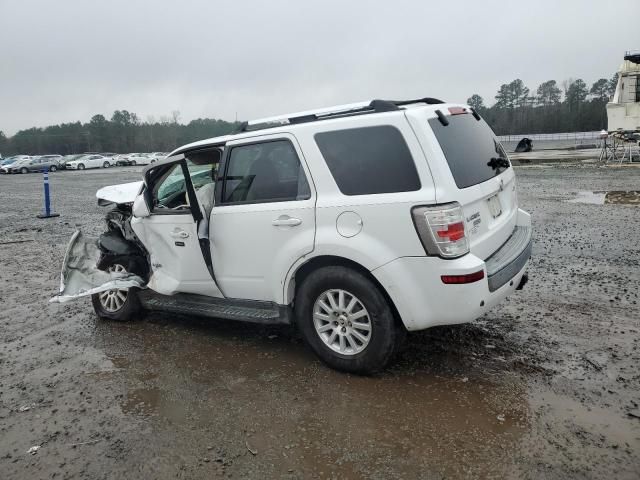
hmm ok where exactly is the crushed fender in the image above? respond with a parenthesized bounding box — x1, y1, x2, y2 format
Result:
(50, 230, 146, 303)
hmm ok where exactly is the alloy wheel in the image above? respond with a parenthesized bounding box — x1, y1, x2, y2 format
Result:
(312, 289, 372, 355)
(99, 264, 129, 312)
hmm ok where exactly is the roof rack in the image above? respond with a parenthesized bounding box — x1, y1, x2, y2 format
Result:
(239, 97, 444, 132)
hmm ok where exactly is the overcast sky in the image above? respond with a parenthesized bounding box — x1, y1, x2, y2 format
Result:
(1, 0, 638, 135)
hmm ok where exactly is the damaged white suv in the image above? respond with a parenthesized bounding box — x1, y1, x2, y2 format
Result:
(54, 98, 532, 374)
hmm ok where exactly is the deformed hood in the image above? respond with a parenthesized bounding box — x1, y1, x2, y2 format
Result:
(96, 181, 143, 205)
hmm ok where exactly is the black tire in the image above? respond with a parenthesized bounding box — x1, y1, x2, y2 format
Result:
(91, 255, 142, 322)
(49, 165, 57, 172)
(20, 167, 28, 174)
(78, 163, 85, 170)
(130, 160, 136, 166)
(103, 161, 110, 168)
(295, 266, 403, 375)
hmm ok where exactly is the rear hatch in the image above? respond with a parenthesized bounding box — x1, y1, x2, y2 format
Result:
(409, 106, 517, 260)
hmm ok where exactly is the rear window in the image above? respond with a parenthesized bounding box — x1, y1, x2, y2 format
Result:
(428, 114, 510, 189)
(315, 126, 420, 196)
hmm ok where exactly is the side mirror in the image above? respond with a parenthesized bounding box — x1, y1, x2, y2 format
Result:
(132, 195, 150, 218)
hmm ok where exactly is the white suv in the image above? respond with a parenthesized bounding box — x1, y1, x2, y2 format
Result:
(55, 98, 531, 374)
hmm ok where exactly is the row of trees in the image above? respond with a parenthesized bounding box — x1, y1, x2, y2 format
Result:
(0, 111, 241, 156)
(0, 73, 621, 155)
(467, 74, 618, 134)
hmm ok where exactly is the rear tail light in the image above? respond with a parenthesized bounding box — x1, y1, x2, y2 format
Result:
(411, 202, 470, 258)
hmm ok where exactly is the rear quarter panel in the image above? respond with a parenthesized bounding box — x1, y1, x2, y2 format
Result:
(282, 112, 436, 303)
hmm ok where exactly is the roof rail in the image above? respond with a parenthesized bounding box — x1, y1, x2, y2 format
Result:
(244, 97, 445, 132)
(392, 97, 444, 106)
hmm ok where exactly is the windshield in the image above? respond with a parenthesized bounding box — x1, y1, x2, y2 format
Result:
(429, 114, 510, 189)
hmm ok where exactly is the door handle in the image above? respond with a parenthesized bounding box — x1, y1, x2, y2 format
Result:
(170, 229, 190, 239)
(272, 216, 302, 227)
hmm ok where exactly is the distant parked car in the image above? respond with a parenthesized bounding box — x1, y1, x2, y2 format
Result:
(112, 154, 133, 166)
(13, 154, 63, 173)
(6, 156, 35, 173)
(0, 156, 20, 173)
(147, 152, 169, 164)
(126, 153, 152, 165)
(65, 154, 114, 170)
(60, 154, 86, 169)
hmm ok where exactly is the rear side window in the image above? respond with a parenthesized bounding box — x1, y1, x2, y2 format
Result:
(315, 126, 420, 195)
(429, 114, 510, 189)
(221, 140, 311, 204)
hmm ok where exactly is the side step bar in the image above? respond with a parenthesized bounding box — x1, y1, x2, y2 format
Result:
(137, 291, 292, 325)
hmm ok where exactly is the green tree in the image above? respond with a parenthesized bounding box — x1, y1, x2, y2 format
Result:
(0, 130, 8, 155)
(565, 79, 588, 109)
(494, 84, 513, 109)
(590, 78, 610, 101)
(536, 80, 562, 106)
(494, 79, 529, 109)
(466, 94, 485, 110)
(607, 72, 619, 98)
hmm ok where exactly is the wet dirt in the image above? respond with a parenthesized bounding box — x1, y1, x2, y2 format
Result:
(1, 165, 639, 479)
(569, 190, 640, 205)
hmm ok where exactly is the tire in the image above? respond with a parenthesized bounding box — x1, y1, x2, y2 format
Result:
(91, 255, 142, 322)
(295, 266, 403, 375)
(130, 160, 136, 166)
(103, 161, 110, 168)
(78, 163, 85, 170)
(20, 167, 28, 174)
(49, 165, 57, 172)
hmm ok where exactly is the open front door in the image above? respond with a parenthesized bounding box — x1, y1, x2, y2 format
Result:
(130, 152, 223, 297)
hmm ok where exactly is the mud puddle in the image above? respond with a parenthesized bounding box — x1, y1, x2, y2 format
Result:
(569, 190, 640, 205)
(92, 314, 532, 479)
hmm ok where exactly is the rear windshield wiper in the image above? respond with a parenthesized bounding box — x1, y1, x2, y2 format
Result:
(487, 157, 510, 170)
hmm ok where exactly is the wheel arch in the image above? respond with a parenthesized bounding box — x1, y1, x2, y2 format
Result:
(285, 255, 405, 330)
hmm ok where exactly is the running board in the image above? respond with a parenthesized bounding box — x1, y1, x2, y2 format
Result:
(137, 291, 292, 325)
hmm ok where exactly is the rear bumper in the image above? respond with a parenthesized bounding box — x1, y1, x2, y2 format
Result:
(372, 208, 531, 331)
(486, 223, 532, 292)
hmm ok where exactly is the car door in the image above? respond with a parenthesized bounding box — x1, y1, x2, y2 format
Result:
(91, 155, 104, 168)
(130, 154, 223, 297)
(210, 134, 316, 302)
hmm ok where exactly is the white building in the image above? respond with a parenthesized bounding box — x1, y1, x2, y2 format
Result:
(607, 51, 640, 132)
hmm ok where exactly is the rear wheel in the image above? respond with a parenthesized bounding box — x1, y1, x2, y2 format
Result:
(49, 165, 57, 172)
(295, 266, 402, 375)
(103, 161, 110, 168)
(91, 257, 142, 321)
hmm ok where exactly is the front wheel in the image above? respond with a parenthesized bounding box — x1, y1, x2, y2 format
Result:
(20, 167, 28, 174)
(78, 163, 85, 170)
(130, 160, 136, 166)
(295, 266, 403, 375)
(91, 258, 142, 321)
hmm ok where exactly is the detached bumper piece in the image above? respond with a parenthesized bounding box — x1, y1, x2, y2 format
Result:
(485, 225, 532, 292)
(50, 230, 145, 303)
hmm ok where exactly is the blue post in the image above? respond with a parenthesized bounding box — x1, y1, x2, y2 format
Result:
(37, 169, 60, 218)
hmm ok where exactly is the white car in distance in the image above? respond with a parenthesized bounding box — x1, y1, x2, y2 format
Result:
(65, 154, 114, 170)
(126, 153, 152, 166)
(147, 152, 169, 164)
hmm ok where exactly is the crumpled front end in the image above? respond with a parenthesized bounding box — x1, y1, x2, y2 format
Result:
(51, 230, 146, 303)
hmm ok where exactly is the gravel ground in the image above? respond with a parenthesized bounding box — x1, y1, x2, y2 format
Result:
(0, 163, 639, 479)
